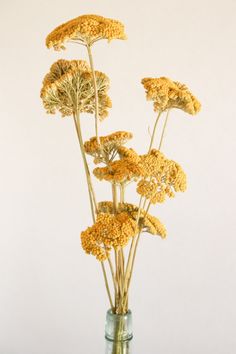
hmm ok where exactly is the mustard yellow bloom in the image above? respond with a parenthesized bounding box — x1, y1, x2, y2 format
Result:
(40, 59, 111, 118)
(137, 149, 187, 203)
(140, 212, 166, 237)
(93, 144, 186, 200)
(121, 203, 166, 238)
(81, 201, 166, 261)
(42, 59, 89, 86)
(46, 14, 127, 50)
(81, 211, 137, 261)
(84, 131, 133, 164)
(98, 201, 166, 238)
(93, 158, 144, 183)
(141, 77, 201, 115)
(117, 146, 140, 163)
(92, 145, 143, 183)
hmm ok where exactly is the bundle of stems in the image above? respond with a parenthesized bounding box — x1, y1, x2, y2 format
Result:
(72, 44, 169, 314)
(42, 15, 200, 321)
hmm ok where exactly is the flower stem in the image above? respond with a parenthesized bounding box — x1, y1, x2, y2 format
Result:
(122, 201, 151, 309)
(123, 196, 143, 297)
(148, 111, 162, 152)
(101, 262, 114, 311)
(107, 254, 118, 311)
(86, 44, 100, 146)
(73, 112, 98, 219)
(120, 183, 125, 203)
(73, 112, 113, 310)
(112, 183, 118, 213)
(124, 113, 162, 289)
(158, 109, 170, 151)
(123, 110, 164, 309)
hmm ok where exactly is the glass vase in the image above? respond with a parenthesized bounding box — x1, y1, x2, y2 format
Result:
(105, 309, 133, 354)
(105, 338, 132, 354)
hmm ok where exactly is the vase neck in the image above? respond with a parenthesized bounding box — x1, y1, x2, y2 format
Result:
(105, 309, 133, 342)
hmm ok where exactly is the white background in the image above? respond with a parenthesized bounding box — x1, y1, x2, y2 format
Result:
(0, 0, 236, 353)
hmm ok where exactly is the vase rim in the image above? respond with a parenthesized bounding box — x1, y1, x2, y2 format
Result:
(107, 308, 132, 316)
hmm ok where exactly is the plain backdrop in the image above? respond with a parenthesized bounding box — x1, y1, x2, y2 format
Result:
(0, 0, 236, 353)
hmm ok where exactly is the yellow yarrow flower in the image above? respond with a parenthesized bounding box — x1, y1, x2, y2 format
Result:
(141, 77, 201, 115)
(81, 211, 137, 261)
(40, 59, 111, 118)
(84, 131, 133, 164)
(46, 14, 127, 50)
(93, 158, 144, 183)
(93, 147, 144, 183)
(97, 201, 167, 238)
(137, 149, 187, 203)
(117, 146, 141, 163)
(42, 59, 89, 87)
(81, 201, 167, 261)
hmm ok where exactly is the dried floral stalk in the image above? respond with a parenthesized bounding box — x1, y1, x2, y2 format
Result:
(41, 14, 201, 318)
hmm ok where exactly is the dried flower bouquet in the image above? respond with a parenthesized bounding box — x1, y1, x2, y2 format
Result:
(41, 14, 200, 328)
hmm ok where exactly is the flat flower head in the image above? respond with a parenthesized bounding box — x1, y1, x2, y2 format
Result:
(81, 201, 167, 260)
(81, 211, 137, 260)
(42, 59, 90, 87)
(84, 131, 133, 164)
(117, 146, 140, 163)
(93, 158, 144, 183)
(137, 149, 187, 203)
(93, 147, 144, 183)
(97, 201, 167, 238)
(40, 59, 111, 118)
(46, 14, 127, 50)
(141, 77, 201, 115)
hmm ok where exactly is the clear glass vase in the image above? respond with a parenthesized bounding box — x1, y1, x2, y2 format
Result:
(105, 338, 132, 354)
(105, 309, 133, 354)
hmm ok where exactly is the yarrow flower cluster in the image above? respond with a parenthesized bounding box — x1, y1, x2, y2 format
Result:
(92, 144, 144, 185)
(137, 149, 187, 203)
(93, 158, 144, 183)
(81, 202, 167, 260)
(117, 146, 140, 163)
(84, 131, 133, 164)
(46, 14, 127, 50)
(98, 202, 167, 238)
(41, 13, 201, 315)
(141, 77, 201, 114)
(92, 146, 186, 204)
(81, 211, 138, 261)
(40, 59, 111, 118)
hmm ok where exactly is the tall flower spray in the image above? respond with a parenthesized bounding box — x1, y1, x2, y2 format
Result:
(41, 14, 201, 315)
